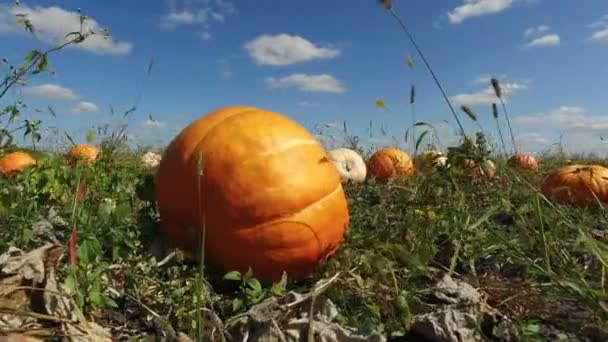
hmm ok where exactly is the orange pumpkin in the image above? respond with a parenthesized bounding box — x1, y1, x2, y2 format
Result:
(464, 159, 496, 178)
(154, 106, 350, 282)
(508, 153, 538, 170)
(367, 147, 415, 182)
(0, 151, 36, 176)
(67, 144, 99, 163)
(541, 164, 608, 205)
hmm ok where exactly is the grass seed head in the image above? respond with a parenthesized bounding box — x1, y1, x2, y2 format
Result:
(491, 78, 502, 98)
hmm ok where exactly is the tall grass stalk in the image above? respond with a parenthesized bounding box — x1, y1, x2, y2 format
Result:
(195, 152, 207, 340)
(379, 1, 466, 137)
(410, 85, 416, 156)
(492, 103, 508, 156)
(491, 78, 518, 154)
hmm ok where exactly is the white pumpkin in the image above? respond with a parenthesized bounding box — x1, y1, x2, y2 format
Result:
(414, 150, 448, 174)
(141, 151, 162, 168)
(327, 148, 367, 183)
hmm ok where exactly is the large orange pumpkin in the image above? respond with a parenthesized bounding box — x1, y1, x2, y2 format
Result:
(67, 144, 99, 163)
(541, 164, 608, 205)
(367, 147, 415, 182)
(154, 106, 350, 282)
(0, 151, 36, 176)
(508, 153, 538, 170)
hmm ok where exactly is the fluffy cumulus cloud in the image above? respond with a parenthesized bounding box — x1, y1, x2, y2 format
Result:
(589, 14, 608, 43)
(449, 75, 528, 106)
(22, 84, 78, 100)
(523, 25, 560, 47)
(0, 4, 132, 55)
(72, 101, 99, 113)
(161, 0, 236, 39)
(244, 34, 340, 66)
(447, 0, 521, 24)
(513, 106, 608, 156)
(266, 73, 345, 93)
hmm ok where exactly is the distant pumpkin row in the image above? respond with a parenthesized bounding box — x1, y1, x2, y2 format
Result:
(0, 144, 99, 175)
(327, 146, 539, 183)
(328, 146, 607, 205)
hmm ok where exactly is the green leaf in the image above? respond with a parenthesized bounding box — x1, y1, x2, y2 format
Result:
(88, 290, 103, 307)
(231, 297, 244, 312)
(86, 128, 95, 143)
(415, 130, 430, 152)
(114, 201, 131, 222)
(23, 49, 40, 64)
(246, 277, 262, 293)
(269, 272, 288, 296)
(223, 270, 241, 281)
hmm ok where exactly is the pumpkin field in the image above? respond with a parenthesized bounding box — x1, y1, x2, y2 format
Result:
(2, 1, 608, 342)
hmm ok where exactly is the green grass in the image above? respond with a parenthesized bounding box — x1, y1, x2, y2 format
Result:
(1, 146, 607, 341)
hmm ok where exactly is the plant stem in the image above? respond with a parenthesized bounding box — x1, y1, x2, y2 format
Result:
(499, 97, 518, 154)
(386, 8, 466, 137)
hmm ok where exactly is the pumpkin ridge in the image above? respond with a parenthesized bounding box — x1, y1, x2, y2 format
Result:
(183, 107, 261, 168)
(239, 138, 321, 166)
(230, 182, 344, 232)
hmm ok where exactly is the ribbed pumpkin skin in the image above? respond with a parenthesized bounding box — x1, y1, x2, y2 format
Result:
(508, 154, 539, 170)
(154, 106, 350, 282)
(67, 144, 99, 163)
(367, 147, 414, 182)
(0, 151, 36, 175)
(541, 164, 608, 205)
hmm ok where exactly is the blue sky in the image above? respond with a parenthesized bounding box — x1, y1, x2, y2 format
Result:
(1, 0, 607, 155)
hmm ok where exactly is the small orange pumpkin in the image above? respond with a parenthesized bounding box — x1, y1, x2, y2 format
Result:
(464, 159, 496, 178)
(508, 153, 539, 170)
(541, 164, 608, 205)
(0, 151, 36, 176)
(66, 144, 99, 163)
(367, 147, 415, 182)
(155, 106, 350, 282)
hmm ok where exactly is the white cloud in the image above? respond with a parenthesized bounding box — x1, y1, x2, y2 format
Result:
(513, 106, 608, 132)
(589, 15, 608, 43)
(140, 119, 167, 129)
(522, 25, 560, 47)
(525, 33, 560, 47)
(244, 34, 340, 66)
(447, 0, 520, 24)
(72, 101, 99, 113)
(161, 0, 235, 39)
(266, 74, 345, 93)
(0, 5, 132, 55)
(22, 84, 78, 100)
(449, 77, 528, 106)
(513, 107, 608, 156)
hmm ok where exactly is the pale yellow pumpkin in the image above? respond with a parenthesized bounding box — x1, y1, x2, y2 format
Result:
(327, 148, 367, 183)
(414, 150, 448, 174)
